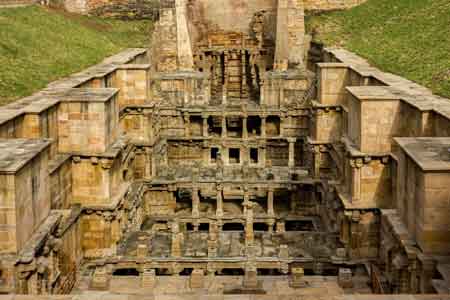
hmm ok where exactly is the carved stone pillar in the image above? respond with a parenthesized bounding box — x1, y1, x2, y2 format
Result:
(350, 158, 363, 202)
(90, 266, 110, 290)
(312, 145, 321, 179)
(141, 269, 156, 288)
(190, 269, 205, 289)
(290, 267, 306, 288)
(223, 53, 228, 105)
(137, 236, 148, 258)
(288, 138, 296, 168)
(221, 116, 227, 138)
(245, 202, 254, 247)
(349, 211, 361, 259)
(216, 183, 223, 218)
(261, 146, 267, 167)
(279, 244, 289, 259)
(208, 221, 219, 257)
(151, 150, 157, 178)
(338, 268, 353, 288)
(192, 186, 200, 218)
(171, 221, 183, 257)
(243, 261, 258, 289)
(408, 259, 418, 293)
(261, 116, 267, 138)
(202, 114, 209, 137)
(241, 50, 249, 99)
(276, 221, 285, 233)
(184, 113, 190, 138)
(242, 116, 248, 140)
(267, 187, 275, 217)
(243, 185, 250, 215)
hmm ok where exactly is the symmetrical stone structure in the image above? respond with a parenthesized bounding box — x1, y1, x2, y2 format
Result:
(0, 0, 449, 299)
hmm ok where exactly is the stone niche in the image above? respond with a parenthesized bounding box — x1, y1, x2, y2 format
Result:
(0, 139, 51, 254)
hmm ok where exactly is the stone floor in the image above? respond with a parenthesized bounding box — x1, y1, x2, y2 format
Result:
(72, 275, 373, 298)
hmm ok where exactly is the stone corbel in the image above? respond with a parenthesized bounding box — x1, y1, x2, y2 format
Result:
(280, 262, 289, 275)
(344, 211, 353, 221)
(349, 158, 364, 169)
(91, 157, 99, 165)
(171, 262, 183, 275)
(319, 144, 328, 153)
(351, 210, 361, 223)
(72, 156, 81, 163)
(310, 145, 321, 154)
(315, 108, 324, 116)
(100, 159, 113, 169)
(103, 212, 116, 222)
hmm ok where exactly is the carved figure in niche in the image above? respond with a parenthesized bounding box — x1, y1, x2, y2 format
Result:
(250, 11, 267, 47)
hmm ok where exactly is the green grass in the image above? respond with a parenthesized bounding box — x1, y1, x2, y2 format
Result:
(306, 0, 450, 98)
(0, 5, 152, 105)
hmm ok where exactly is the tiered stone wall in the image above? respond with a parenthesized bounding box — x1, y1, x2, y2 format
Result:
(0, 48, 150, 294)
(313, 47, 450, 293)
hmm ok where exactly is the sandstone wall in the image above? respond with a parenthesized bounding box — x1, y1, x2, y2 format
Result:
(188, 0, 277, 35)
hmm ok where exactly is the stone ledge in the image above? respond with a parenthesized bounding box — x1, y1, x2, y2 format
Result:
(0, 138, 52, 174)
(324, 48, 450, 121)
(394, 137, 450, 171)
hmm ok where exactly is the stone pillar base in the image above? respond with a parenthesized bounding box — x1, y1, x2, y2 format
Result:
(141, 269, 156, 289)
(290, 267, 307, 288)
(190, 269, 205, 289)
(338, 268, 353, 288)
(90, 267, 110, 290)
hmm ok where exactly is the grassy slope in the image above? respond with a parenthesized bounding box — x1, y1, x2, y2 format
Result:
(0, 5, 152, 105)
(306, 0, 450, 98)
